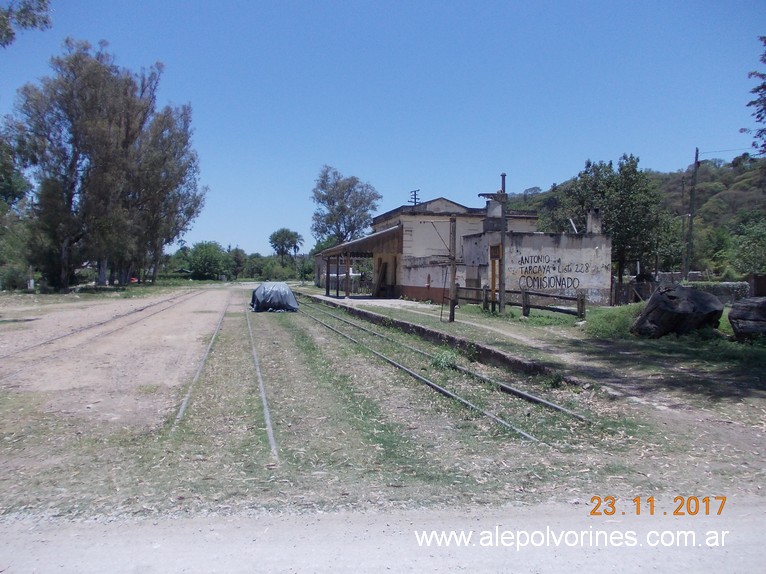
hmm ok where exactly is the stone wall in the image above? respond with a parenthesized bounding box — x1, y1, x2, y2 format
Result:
(687, 282, 750, 305)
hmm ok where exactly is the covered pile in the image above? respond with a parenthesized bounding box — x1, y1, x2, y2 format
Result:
(250, 282, 299, 312)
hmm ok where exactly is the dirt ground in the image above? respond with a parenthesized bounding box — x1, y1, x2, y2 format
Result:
(0, 285, 763, 573)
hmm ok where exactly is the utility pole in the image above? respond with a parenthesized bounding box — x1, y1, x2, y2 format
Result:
(680, 177, 687, 280)
(449, 215, 457, 322)
(685, 148, 699, 281)
(499, 173, 507, 314)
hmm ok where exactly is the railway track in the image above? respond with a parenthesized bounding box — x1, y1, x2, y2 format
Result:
(9, 283, 278, 462)
(0, 291, 212, 383)
(298, 298, 593, 446)
(171, 289, 230, 429)
(170, 288, 279, 465)
(0, 291, 212, 390)
(242, 289, 279, 461)
(0, 289, 204, 361)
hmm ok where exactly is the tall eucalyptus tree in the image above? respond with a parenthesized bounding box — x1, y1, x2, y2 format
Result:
(11, 39, 205, 289)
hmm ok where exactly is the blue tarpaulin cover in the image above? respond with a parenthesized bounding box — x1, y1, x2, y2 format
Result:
(250, 282, 299, 312)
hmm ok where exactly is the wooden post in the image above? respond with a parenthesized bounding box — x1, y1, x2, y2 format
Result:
(577, 291, 586, 319)
(522, 288, 530, 317)
(325, 258, 330, 296)
(449, 215, 457, 323)
(335, 256, 340, 297)
(482, 284, 489, 311)
(490, 259, 496, 303)
(345, 252, 351, 298)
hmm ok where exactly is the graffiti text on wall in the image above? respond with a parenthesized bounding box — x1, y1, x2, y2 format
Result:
(516, 256, 590, 290)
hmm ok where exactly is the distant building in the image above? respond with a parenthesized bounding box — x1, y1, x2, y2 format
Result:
(316, 196, 611, 305)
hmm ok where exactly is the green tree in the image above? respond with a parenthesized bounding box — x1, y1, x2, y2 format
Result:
(0, 129, 31, 287)
(297, 254, 313, 282)
(310, 165, 381, 244)
(743, 36, 766, 156)
(229, 246, 247, 279)
(10, 40, 205, 289)
(605, 154, 664, 282)
(310, 236, 339, 255)
(269, 227, 303, 265)
(0, 133, 30, 207)
(732, 218, 766, 273)
(11, 40, 106, 289)
(261, 257, 290, 281)
(542, 155, 666, 282)
(0, 0, 50, 47)
(655, 212, 685, 272)
(188, 241, 227, 280)
(243, 252, 265, 278)
(0, 188, 31, 289)
(75, 49, 163, 285)
(168, 244, 191, 272)
(556, 160, 614, 232)
(698, 226, 733, 276)
(132, 104, 206, 283)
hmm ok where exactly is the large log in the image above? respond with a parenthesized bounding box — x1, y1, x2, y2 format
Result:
(728, 297, 766, 341)
(630, 284, 723, 339)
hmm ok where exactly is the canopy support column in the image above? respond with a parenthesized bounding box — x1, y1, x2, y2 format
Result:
(335, 256, 340, 298)
(345, 252, 351, 298)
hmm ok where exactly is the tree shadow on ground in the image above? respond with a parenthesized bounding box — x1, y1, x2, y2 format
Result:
(552, 335, 766, 401)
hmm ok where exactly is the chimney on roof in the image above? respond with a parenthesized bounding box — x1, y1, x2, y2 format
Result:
(586, 209, 602, 234)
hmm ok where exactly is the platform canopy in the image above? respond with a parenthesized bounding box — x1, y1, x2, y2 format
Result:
(319, 225, 402, 258)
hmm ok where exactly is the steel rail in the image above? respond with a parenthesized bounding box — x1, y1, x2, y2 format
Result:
(300, 300, 590, 424)
(299, 307, 543, 443)
(243, 290, 279, 462)
(0, 289, 203, 361)
(171, 290, 230, 429)
(0, 290, 208, 385)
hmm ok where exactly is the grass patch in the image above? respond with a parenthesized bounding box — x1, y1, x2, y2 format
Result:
(516, 309, 576, 327)
(584, 302, 645, 339)
(540, 373, 564, 389)
(430, 348, 459, 369)
(670, 329, 766, 369)
(459, 303, 576, 327)
(278, 315, 426, 472)
(717, 307, 735, 337)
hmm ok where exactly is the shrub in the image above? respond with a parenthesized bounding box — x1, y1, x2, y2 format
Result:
(431, 349, 458, 369)
(0, 265, 28, 290)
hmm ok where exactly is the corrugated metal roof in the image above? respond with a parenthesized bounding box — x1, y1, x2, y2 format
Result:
(319, 225, 401, 257)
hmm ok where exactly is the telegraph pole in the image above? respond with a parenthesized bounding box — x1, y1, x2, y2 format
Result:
(449, 215, 457, 322)
(685, 148, 699, 281)
(681, 177, 687, 281)
(499, 173, 507, 314)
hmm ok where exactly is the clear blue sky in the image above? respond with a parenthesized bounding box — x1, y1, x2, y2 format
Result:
(1, 0, 764, 256)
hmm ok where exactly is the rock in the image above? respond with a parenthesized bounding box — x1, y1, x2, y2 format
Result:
(728, 297, 766, 341)
(630, 284, 723, 338)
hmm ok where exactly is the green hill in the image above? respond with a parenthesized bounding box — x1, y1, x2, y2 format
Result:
(508, 154, 766, 277)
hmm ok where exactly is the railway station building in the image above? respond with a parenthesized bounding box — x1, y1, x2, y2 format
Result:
(315, 196, 612, 305)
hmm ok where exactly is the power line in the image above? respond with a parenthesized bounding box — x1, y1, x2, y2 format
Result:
(699, 147, 753, 155)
